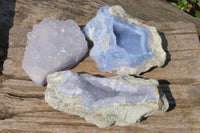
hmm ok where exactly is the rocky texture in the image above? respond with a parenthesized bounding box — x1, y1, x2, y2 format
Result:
(22, 18, 88, 86)
(83, 5, 166, 75)
(45, 71, 169, 128)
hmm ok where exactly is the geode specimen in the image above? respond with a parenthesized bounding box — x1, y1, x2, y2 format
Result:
(45, 71, 169, 128)
(83, 5, 166, 75)
(22, 18, 88, 86)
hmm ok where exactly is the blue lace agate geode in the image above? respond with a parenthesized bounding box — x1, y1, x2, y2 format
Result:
(83, 5, 166, 75)
(45, 70, 169, 127)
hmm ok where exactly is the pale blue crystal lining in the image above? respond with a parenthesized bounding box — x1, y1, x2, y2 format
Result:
(83, 6, 154, 72)
(58, 71, 157, 110)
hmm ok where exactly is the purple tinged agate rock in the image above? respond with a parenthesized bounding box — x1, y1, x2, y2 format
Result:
(22, 18, 88, 86)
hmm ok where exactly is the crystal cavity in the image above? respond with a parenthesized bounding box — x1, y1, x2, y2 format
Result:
(83, 5, 166, 75)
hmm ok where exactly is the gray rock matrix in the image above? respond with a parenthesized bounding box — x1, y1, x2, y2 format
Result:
(45, 71, 169, 128)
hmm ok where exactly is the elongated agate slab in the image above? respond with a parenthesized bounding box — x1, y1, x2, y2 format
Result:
(45, 71, 169, 128)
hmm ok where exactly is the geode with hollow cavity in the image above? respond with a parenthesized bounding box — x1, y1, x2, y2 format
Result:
(83, 5, 166, 75)
(45, 71, 169, 128)
(22, 18, 88, 86)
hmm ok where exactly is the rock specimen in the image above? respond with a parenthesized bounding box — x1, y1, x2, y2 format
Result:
(45, 71, 169, 128)
(22, 18, 88, 86)
(83, 5, 166, 75)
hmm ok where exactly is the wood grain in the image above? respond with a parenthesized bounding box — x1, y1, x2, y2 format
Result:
(1, 0, 200, 132)
(13, 0, 200, 34)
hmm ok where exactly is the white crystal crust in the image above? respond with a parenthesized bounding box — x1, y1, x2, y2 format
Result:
(22, 18, 88, 86)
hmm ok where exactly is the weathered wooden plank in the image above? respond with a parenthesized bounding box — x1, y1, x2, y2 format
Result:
(2, 78, 40, 87)
(3, 54, 200, 85)
(0, 93, 53, 120)
(0, 83, 199, 115)
(3, 59, 28, 79)
(161, 34, 200, 51)
(6, 36, 200, 60)
(0, 83, 199, 106)
(141, 58, 200, 84)
(1, 43, 200, 132)
(8, 26, 31, 48)
(0, 109, 199, 132)
(147, 21, 198, 34)
(0, 86, 44, 98)
(5, 46, 200, 63)
(1, 114, 199, 129)
(1, 0, 200, 132)
(8, 22, 199, 48)
(0, 105, 199, 132)
(12, 0, 200, 34)
(4, 22, 200, 83)
(7, 47, 25, 60)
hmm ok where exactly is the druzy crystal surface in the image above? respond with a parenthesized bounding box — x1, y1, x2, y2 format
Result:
(83, 5, 166, 75)
(45, 71, 169, 128)
(58, 71, 157, 110)
(22, 18, 88, 86)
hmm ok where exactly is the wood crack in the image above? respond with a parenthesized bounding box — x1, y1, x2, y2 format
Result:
(6, 93, 43, 99)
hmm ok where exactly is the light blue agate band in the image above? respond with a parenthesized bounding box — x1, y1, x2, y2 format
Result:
(83, 6, 154, 73)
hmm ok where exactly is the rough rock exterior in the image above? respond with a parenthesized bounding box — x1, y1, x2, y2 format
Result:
(22, 18, 88, 86)
(45, 71, 169, 128)
(83, 5, 166, 75)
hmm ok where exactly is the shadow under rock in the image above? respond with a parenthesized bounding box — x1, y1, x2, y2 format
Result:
(0, 0, 16, 74)
(158, 31, 171, 67)
(125, 77, 176, 112)
(140, 31, 170, 75)
(78, 72, 106, 78)
(158, 80, 176, 112)
(67, 35, 94, 70)
(80, 24, 94, 49)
